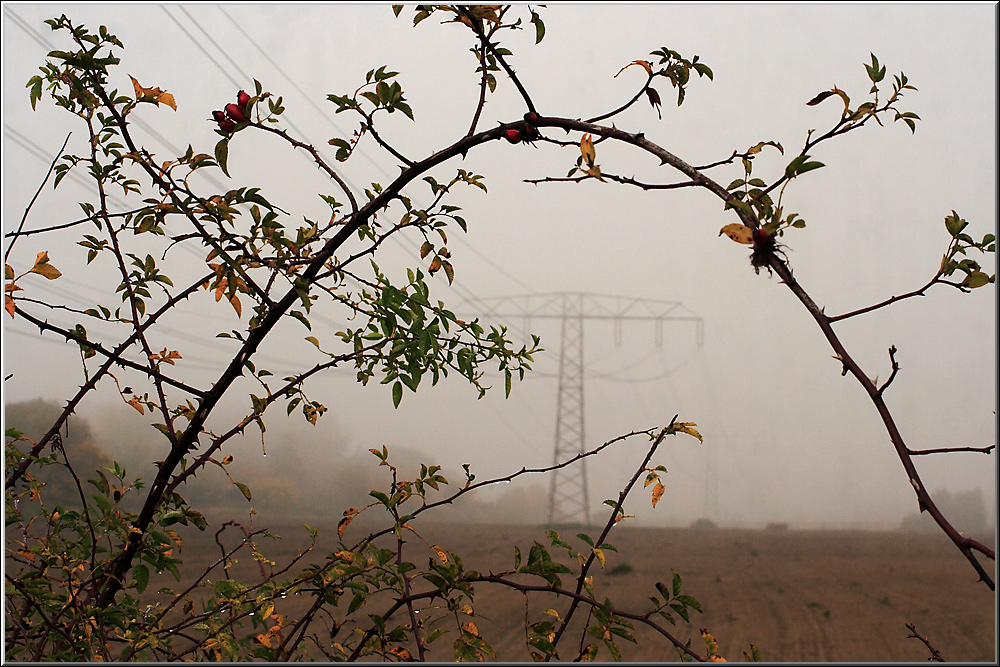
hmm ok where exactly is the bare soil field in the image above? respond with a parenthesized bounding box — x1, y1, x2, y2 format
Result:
(169, 520, 995, 662)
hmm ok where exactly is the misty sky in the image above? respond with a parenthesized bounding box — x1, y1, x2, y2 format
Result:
(2, 3, 996, 530)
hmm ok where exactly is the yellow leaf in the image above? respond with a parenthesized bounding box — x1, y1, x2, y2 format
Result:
(30, 252, 62, 280)
(675, 422, 703, 442)
(580, 133, 596, 167)
(463, 621, 480, 637)
(126, 397, 145, 415)
(702, 629, 724, 659)
(338, 509, 357, 539)
(719, 223, 754, 245)
(431, 545, 449, 564)
(593, 547, 606, 567)
(651, 482, 665, 508)
(543, 608, 563, 622)
(387, 647, 413, 661)
(156, 91, 177, 111)
(229, 293, 242, 317)
(5, 294, 15, 318)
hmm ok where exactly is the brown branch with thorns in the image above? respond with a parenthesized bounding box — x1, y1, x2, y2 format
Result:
(905, 623, 945, 662)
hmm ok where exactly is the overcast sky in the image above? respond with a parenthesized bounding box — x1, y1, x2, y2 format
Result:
(2, 3, 996, 530)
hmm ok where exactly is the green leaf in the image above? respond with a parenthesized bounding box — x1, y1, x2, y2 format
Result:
(530, 11, 545, 44)
(944, 213, 968, 238)
(235, 481, 252, 501)
(676, 593, 701, 611)
(672, 569, 683, 596)
(392, 381, 403, 408)
(214, 139, 231, 178)
(784, 155, 825, 180)
(348, 591, 366, 615)
(962, 271, 991, 289)
(133, 564, 150, 593)
(27, 76, 43, 111)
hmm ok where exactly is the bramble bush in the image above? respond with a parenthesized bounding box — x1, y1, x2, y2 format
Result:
(5, 5, 994, 662)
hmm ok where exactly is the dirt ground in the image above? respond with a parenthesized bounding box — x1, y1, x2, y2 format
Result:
(167, 520, 995, 662)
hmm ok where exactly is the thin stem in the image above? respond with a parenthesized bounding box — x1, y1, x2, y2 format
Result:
(4, 133, 71, 263)
(908, 445, 995, 456)
(828, 272, 943, 322)
(547, 417, 677, 659)
(457, 5, 536, 114)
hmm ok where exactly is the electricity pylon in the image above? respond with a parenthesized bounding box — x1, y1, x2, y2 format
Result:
(461, 292, 703, 526)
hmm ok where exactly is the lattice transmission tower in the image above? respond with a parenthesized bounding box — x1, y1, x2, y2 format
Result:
(462, 292, 703, 526)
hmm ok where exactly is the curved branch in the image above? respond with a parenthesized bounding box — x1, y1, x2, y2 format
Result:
(364, 115, 417, 167)
(766, 254, 995, 588)
(585, 71, 655, 124)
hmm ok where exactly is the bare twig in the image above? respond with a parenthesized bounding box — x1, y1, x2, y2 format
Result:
(4, 133, 71, 263)
(908, 444, 995, 456)
(877, 345, 900, 396)
(828, 273, 943, 322)
(905, 623, 944, 661)
(525, 173, 700, 191)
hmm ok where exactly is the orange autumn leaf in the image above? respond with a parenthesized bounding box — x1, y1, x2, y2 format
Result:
(651, 481, 665, 508)
(615, 59, 653, 78)
(129, 75, 177, 110)
(580, 133, 596, 167)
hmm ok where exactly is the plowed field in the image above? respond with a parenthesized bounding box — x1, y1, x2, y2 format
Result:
(173, 521, 995, 662)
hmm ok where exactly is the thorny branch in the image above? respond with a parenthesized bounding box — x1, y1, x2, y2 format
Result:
(905, 623, 945, 662)
(6, 7, 994, 663)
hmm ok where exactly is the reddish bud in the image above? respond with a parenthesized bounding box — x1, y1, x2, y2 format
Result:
(225, 102, 248, 124)
(523, 112, 538, 124)
(504, 128, 521, 144)
(212, 110, 236, 133)
(237, 89, 251, 111)
(752, 227, 769, 243)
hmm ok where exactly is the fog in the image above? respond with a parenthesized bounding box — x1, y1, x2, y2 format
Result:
(3, 4, 996, 535)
